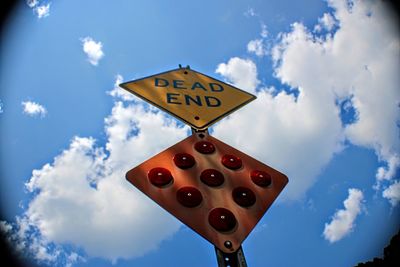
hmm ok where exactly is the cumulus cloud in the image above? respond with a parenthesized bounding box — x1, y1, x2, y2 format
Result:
(274, 0, 399, 193)
(323, 188, 364, 243)
(314, 13, 336, 32)
(0, 99, 3, 113)
(244, 7, 257, 17)
(261, 22, 268, 38)
(35, 4, 50, 18)
(26, 0, 51, 18)
(376, 156, 400, 183)
(216, 57, 259, 94)
(213, 60, 343, 200)
(247, 23, 268, 57)
(107, 75, 136, 101)
(22, 101, 47, 117)
(26, 0, 38, 8)
(81, 37, 104, 66)
(247, 39, 267, 57)
(383, 181, 400, 207)
(1, 217, 63, 264)
(214, 0, 399, 201)
(6, 86, 189, 264)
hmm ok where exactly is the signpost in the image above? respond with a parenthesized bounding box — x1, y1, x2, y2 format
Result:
(122, 66, 288, 267)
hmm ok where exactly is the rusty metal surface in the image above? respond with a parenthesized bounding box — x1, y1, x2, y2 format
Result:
(126, 131, 288, 253)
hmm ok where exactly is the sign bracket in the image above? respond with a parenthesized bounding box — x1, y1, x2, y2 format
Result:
(215, 245, 248, 267)
(191, 127, 209, 136)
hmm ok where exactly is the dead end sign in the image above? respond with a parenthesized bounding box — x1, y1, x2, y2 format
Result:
(119, 68, 256, 130)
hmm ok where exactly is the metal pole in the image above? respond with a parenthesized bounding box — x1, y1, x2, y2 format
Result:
(191, 127, 247, 267)
(215, 246, 248, 267)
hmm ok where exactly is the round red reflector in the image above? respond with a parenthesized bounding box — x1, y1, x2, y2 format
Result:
(232, 187, 256, 207)
(208, 208, 237, 232)
(194, 141, 215, 154)
(250, 170, 272, 187)
(148, 167, 173, 187)
(176, 186, 203, 208)
(200, 169, 224, 187)
(221, 154, 242, 170)
(173, 153, 195, 169)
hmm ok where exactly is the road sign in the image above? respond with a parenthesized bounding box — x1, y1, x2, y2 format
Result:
(126, 131, 288, 253)
(119, 68, 256, 130)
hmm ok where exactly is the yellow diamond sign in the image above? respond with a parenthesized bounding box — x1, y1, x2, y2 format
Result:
(119, 68, 256, 130)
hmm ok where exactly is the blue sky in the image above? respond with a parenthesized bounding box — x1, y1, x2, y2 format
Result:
(0, 0, 399, 266)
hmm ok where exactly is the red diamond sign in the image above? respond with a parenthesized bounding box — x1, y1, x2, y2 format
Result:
(126, 131, 288, 253)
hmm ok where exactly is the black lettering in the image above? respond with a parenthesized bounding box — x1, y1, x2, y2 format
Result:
(173, 80, 186, 89)
(191, 82, 207, 91)
(205, 96, 221, 107)
(184, 95, 202, 106)
(155, 77, 169, 87)
(166, 93, 181, 104)
(209, 83, 224, 92)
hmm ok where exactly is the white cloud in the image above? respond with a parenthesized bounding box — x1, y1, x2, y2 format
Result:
(0, 99, 3, 113)
(247, 39, 267, 57)
(323, 188, 364, 243)
(272, 0, 399, 188)
(0, 220, 12, 233)
(22, 101, 47, 117)
(0, 216, 66, 264)
(26, 1, 51, 19)
(214, 0, 399, 202)
(26, 0, 38, 8)
(383, 181, 400, 206)
(216, 57, 259, 94)
(213, 69, 343, 200)
(314, 13, 336, 32)
(244, 7, 257, 17)
(247, 23, 268, 57)
(376, 155, 400, 182)
(261, 22, 268, 38)
(35, 4, 50, 18)
(7, 93, 189, 264)
(81, 37, 104, 66)
(108, 75, 137, 101)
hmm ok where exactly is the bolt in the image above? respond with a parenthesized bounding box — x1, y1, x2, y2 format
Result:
(224, 241, 232, 249)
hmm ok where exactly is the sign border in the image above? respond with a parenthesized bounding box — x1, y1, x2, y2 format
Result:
(119, 68, 257, 130)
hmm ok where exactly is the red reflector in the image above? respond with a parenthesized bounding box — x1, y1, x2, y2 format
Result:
(200, 169, 225, 187)
(232, 187, 256, 207)
(221, 154, 242, 170)
(250, 170, 272, 187)
(173, 153, 195, 169)
(176, 186, 203, 208)
(194, 141, 216, 154)
(208, 208, 237, 232)
(148, 167, 173, 187)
